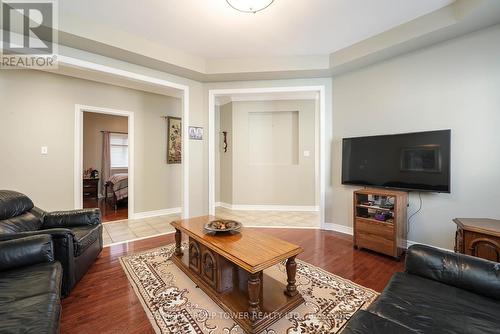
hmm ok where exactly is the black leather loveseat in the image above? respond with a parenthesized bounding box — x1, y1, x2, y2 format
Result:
(0, 190, 103, 296)
(0, 235, 62, 333)
(343, 244, 500, 333)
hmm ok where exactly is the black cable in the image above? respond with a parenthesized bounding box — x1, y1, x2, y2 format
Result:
(407, 192, 422, 232)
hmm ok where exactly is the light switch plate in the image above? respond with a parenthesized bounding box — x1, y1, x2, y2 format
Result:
(41, 146, 48, 155)
(303, 150, 310, 157)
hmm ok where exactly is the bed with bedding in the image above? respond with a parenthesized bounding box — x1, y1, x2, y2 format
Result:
(105, 173, 128, 209)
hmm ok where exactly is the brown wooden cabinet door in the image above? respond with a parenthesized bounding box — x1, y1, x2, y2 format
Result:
(469, 239, 500, 262)
(188, 240, 201, 274)
(201, 249, 217, 289)
(465, 232, 500, 262)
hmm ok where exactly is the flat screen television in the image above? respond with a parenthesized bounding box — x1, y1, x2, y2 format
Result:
(342, 130, 451, 193)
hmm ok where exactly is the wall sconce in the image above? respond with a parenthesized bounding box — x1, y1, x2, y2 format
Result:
(222, 131, 228, 153)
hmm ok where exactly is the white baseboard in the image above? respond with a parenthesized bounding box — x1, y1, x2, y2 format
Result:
(215, 202, 229, 209)
(406, 240, 453, 252)
(215, 202, 319, 212)
(324, 223, 354, 235)
(133, 207, 181, 220)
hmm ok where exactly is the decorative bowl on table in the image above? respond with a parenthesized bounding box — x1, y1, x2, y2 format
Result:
(204, 219, 242, 233)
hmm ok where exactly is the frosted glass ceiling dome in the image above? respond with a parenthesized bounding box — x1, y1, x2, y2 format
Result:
(226, 0, 275, 13)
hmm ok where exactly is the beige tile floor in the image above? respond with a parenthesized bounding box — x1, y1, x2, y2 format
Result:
(215, 207, 320, 228)
(102, 208, 320, 246)
(102, 214, 180, 246)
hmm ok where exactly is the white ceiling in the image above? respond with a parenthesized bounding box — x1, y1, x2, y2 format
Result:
(59, 0, 454, 60)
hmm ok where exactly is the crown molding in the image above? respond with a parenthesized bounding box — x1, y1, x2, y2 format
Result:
(215, 91, 319, 105)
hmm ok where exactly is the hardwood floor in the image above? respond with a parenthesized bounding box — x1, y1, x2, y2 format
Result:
(83, 198, 128, 223)
(61, 228, 404, 334)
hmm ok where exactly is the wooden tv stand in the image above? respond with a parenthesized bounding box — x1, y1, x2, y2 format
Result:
(353, 188, 408, 259)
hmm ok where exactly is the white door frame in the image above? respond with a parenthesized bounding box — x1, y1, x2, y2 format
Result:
(208, 85, 327, 229)
(64, 55, 190, 219)
(74, 106, 136, 218)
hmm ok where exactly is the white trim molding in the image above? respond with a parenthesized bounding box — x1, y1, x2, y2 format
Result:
(406, 240, 453, 252)
(208, 85, 327, 228)
(216, 202, 319, 212)
(133, 207, 182, 220)
(61, 55, 190, 219)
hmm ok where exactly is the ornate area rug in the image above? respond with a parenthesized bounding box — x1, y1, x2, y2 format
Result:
(120, 244, 378, 334)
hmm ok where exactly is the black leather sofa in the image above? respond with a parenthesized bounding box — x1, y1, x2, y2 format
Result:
(0, 190, 103, 296)
(343, 244, 500, 333)
(0, 235, 62, 333)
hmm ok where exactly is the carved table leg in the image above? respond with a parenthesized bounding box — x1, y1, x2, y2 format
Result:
(248, 272, 261, 322)
(174, 229, 183, 256)
(285, 256, 298, 297)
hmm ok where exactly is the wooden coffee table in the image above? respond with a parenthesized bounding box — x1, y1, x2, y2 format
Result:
(170, 216, 304, 334)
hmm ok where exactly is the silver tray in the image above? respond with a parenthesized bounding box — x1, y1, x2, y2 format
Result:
(204, 220, 242, 233)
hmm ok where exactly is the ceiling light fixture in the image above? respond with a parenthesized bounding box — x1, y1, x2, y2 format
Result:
(226, 0, 275, 14)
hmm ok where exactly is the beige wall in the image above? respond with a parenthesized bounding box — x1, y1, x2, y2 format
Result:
(0, 70, 182, 213)
(135, 92, 182, 212)
(217, 102, 234, 204)
(83, 112, 128, 195)
(331, 25, 500, 249)
(216, 100, 316, 207)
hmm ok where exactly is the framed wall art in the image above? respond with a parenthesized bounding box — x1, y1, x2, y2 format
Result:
(167, 116, 182, 164)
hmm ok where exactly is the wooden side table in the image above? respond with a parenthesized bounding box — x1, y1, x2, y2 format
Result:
(83, 178, 99, 200)
(453, 218, 500, 262)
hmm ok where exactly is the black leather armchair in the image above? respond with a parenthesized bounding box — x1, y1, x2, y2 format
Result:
(0, 190, 103, 296)
(0, 235, 62, 333)
(343, 244, 500, 333)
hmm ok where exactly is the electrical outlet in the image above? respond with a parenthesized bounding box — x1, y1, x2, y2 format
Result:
(303, 150, 310, 157)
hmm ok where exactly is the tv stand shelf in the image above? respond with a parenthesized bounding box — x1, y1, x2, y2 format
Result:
(353, 188, 408, 259)
(356, 204, 393, 211)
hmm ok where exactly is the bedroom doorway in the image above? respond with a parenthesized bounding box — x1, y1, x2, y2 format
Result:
(82, 111, 129, 222)
(77, 106, 134, 222)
